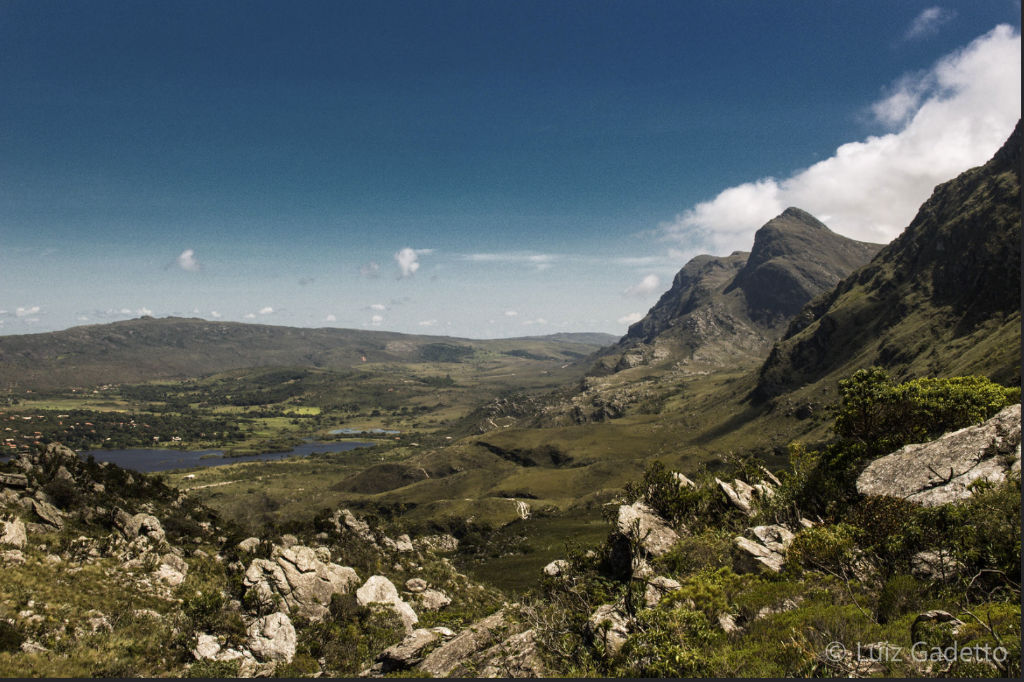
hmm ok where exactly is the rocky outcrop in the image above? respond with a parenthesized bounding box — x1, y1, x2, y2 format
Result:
(616, 501, 681, 556)
(415, 588, 451, 612)
(910, 550, 964, 582)
(857, 404, 1021, 506)
(415, 534, 459, 553)
(247, 612, 297, 663)
(237, 537, 260, 553)
(418, 609, 511, 677)
(733, 524, 795, 574)
(355, 575, 418, 633)
(243, 545, 360, 621)
(155, 552, 188, 586)
(586, 603, 631, 656)
(0, 516, 27, 549)
(644, 575, 681, 607)
(543, 559, 568, 577)
(115, 511, 165, 543)
(28, 498, 65, 530)
(0, 473, 28, 488)
(474, 628, 548, 678)
(370, 628, 441, 675)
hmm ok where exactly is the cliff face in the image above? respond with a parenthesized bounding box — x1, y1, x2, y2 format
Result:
(601, 208, 882, 372)
(755, 120, 1022, 400)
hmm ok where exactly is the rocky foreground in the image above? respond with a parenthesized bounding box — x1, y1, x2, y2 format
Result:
(1, 403, 1020, 677)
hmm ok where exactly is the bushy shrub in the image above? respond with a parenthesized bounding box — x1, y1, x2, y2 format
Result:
(787, 524, 861, 576)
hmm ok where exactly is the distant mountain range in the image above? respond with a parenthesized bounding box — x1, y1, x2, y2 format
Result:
(0, 317, 616, 390)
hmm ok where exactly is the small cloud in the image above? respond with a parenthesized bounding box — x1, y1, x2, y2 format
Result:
(369, 303, 387, 311)
(137, 307, 153, 316)
(370, 314, 384, 326)
(210, 311, 222, 318)
(15, 306, 40, 317)
(623, 274, 662, 297)
(394, 247, 433, 278)
(177, 248, 200, 271)
(325, 314, 337, 322)
(244, 313, 256, 319)
(618, 312, 644, 325)
(77, 315, 89, 321)
(504, 310, 519, 317)
(418, 319, 438, 327)
(360, 262, 381, 278)
(522, 317, 547, 326)
(258, 306, 273, 315)
(119, 308, 132, 315)
(905, 6, 955, 41)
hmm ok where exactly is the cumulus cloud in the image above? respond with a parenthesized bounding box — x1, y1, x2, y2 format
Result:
(210, 311, 222, 318)
(244, 313, 256, 319)
(617, 312, 644, 325)
(369, 303, 387, 311)
(370, 314, 384, 326)
(659, 25, 1021, 252)
(177, 249, 200, 271)
(905, 7, 956, 41)
(418, 319, 438, 327)
(325, 314, 337, 322)
(137, 307, 153, 316)
(394, 247, 433, 278)
(504, 310, 519, 317)
(258, 306, 273, 315)
(522, 317, 547, 325)
(623, 274, 662, 297)
(360, 262, 381, 278)
(15, 306, 40, 317)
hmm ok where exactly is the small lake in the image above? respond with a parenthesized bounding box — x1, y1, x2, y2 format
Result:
(328, 427, 400, 435)
(76, 440, 375, 473)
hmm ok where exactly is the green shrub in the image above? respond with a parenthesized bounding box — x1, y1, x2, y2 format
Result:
(186, 658, 240, 678)
(875, 574, 924, 624)
(0, 621, 25, 653)
(787, 524, 860, 576)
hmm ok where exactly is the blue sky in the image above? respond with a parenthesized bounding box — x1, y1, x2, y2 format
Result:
(1, 1, 1020, 337)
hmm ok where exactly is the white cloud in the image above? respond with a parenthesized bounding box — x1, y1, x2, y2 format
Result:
(325, 314, 337, 322)
(522, 317, 547, 325)
(360, 262, 381, 278)
(394, 247, 433, 278)
(462, 252, 556, 271)
(370, 314, 384, 326)
(369, 303, 387, 311)
(244, 313, 256, 319)
(15, 306, 40, 317)
(905, 7, 955, 41)
(623, 274, 662, 297)
(617, 312, 644, 325)
(77, 315, 89, 321)
(418, 319, 438, 327)
(258, 306, 273, 315)
(210, 311, 221, 318)
(659, 26, 1021, 252)
(137, 307, 153, 316)
(119, 308, 132, 315)
(177, 248, 200, 271)
(504, 310, 519, 317)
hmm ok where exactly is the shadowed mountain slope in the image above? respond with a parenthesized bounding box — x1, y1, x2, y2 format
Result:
(754, 120, 1022, 401)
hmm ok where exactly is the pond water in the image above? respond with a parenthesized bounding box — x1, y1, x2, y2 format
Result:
(328, 427, 400, 435)
(75, 440, 375, 473)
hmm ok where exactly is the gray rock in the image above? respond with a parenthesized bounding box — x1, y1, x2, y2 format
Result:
(54, 466, 74, 483)
(416, 589, 451, 611)
(734, 536, 785, 574)
(43, 442, 78, 463)
(1, 549, 25, 564)
(372, 628, 439, 674)
(749, 524, 795, 553)
(616, 501, 680, 557)
(278, 534, 298, 549)
(717, 612, 742, 634)
(404, 578, 427, 593)
(243, 545, 360, 621)
(334, 509, 374, 542)
(356, 575, 418, 633)
(644, 576, 681, 607)
(673, 472, 695, 488)
(911, 610, 965, 643)
(716, 478, 756, 516)
(156, 552, 189, 586)
(0, 473, 28, 488)
(193, 633, 222, 660)
(117, 512, 164, 543)
(247, 612, 297, 663)
(237, 537, 261, 553)
(911, 550, 964, 582)
(0, 516, 27, 548)
(857, 404, 1021, 507)
(419, 610, 510, 677)
(29, 498, 65, 529)
(542, 559, 569, 577)
(586, 603, 631, 656)
(415, 534, 459, 553)
(475, 628, 548, 678)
